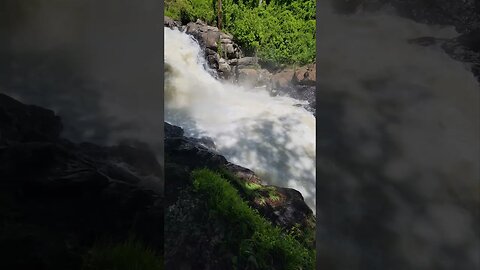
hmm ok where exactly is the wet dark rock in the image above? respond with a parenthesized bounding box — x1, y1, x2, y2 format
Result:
(0, 93, 62, 143)
(442, 35, 480, 78)
(180, 19, 242, 80)
(165, 121, 184, 137)
(164, 16, 180, 29)
(0, 94, 163, 269)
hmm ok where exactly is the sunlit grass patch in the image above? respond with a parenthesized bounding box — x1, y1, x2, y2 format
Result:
(192, 168, 315, 270)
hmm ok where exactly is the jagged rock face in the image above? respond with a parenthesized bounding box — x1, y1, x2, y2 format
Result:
(164, 122, 314, 229)
(181, 19, 242, 80)
(0, 94, 62, 143)
(0, 94, 163, 269)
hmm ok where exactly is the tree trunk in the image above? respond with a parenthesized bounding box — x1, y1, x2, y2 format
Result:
(217, 0, 222, 30)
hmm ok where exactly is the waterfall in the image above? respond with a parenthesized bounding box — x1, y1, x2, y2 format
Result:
(316, 5, 480, 270)
(164, 27, 317, 212)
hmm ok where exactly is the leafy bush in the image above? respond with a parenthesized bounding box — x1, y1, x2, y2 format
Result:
(192, 168, 315, 270)
(82, 237, 163, 270)
(165, 0, 316, 65)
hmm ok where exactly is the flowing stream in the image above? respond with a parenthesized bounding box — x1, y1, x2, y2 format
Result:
(164, 27, 316, 212)
(316, 5, 480, 270)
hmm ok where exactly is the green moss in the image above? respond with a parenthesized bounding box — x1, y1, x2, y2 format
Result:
(268, 190, 281, 202)
(82, 237, 163, 270)
(217, 40, 223, 57)
(192, 168, 315, 270)
(245, 182, 262, 191)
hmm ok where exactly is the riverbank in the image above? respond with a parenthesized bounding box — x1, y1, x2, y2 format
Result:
(164, 16, 317, 113)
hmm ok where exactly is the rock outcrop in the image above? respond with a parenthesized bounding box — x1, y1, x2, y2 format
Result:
(164, 17, 270, 85)
(164, 17, 243, 80)
(184, 20, 244, 80)
(0, 93, 163, 269)
(164, 121, 315, 269)
(268, 63, 317, 113)
(164, 122, 314, 229)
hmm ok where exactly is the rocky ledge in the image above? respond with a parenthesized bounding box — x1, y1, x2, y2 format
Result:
(0, 93, 163, 269)
(164, 122, 315, 268)
(164, 122, 315, 228)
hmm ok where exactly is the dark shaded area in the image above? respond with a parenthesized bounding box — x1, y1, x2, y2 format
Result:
(329, 0, 480, 82)
(330, 0, 480, 34)
(315, 87, 400, 269)
(316, 79, 479, 269)
(0, 94, 163, 269)
(0, 1, 164, 268)
(316, 3, 480, 269)
(0, 0, 164, 155)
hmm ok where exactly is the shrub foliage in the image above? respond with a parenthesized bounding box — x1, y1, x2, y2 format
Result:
(165, 0, 316, 65)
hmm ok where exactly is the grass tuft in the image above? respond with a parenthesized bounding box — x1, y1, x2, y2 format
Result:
(192, 168, 315, 270)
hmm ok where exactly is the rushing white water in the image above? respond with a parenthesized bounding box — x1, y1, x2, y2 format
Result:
(164, 27, 316, 212)
(317, 5, 479, 270)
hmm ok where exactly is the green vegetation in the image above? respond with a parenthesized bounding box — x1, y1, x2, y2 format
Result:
(165, 0, 315, 65)
(192, 168, 315, 270)
(82, 237, 163, 270)
(217, 168, 282, 206)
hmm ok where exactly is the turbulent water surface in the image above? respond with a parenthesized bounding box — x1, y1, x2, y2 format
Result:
(316, 5, 480, 270)
(164, 28, 316, 212)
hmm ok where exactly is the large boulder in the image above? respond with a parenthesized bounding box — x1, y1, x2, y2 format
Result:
(270, 69, 295, 89)
(268, 65, 316, 114)
(237, 67, 272, 87)
(293, 63, 316, 86)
